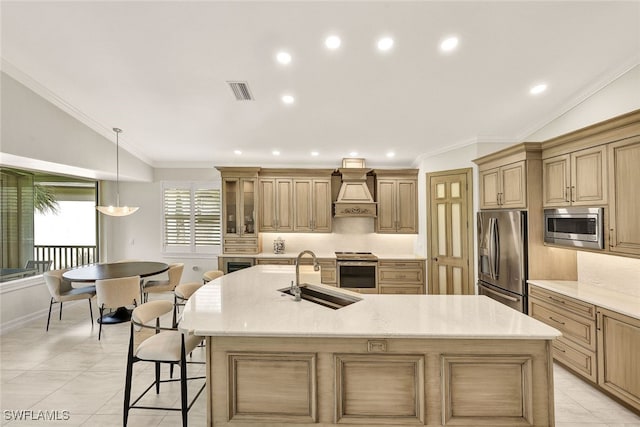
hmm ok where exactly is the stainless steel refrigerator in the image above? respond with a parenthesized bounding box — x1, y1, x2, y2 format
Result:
(477, 210, 528, 313)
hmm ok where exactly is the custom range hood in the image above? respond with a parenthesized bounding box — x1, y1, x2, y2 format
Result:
(333, 158, 377, 218)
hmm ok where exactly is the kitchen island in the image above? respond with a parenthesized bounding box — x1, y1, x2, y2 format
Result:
(179, 265, 560, 427)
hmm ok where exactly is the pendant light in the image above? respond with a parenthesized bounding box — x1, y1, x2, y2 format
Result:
(96, 128, 139, 216)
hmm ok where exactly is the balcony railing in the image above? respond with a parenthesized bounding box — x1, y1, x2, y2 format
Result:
(34, 245, 98, 270)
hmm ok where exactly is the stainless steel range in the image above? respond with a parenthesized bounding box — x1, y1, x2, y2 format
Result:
(335, 252, 378, 293)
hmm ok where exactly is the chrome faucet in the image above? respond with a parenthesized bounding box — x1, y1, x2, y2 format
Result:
(294, 250, 320, 291)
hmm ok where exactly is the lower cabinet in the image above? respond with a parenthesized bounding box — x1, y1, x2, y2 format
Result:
(529, 285, 640, 412)
(255, 258, 294, 265)
(528, 287, 597, 383)
(597, 307, 640, 410)
(378, 260, 425, 294)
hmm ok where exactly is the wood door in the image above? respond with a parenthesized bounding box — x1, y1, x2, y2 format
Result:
(571, 145, 607, 206)
(311, 179, 331, 232)
(499, 161, 527, 208)
(608, 136, 640, 256)
(479, 167, 500, 209)
(543, 155, 570, 207)
(427, 169, 473, 295)
(376, 179, 397, 232)
(396, 179, 418, 233)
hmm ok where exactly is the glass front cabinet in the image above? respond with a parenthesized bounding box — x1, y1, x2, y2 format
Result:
(217, 167, 261, 254)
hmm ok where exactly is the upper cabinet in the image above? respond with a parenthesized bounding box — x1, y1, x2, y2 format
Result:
(474, 143, 541, 210)
(541, 109, 640, 258)
(259, 177, 293, 232)
(373, 169, 418, 234)
(293, 177, 332, 233)
(217, 167, 261, 254)
(608, 136, 640, 256)
(542, 145, 607, 207)
(479, 161, 527, 209)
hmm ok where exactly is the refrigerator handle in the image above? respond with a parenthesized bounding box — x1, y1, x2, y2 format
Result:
(490, 217, 500, 279)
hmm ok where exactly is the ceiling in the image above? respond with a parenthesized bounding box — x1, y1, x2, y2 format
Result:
(2, 1, 639, 169)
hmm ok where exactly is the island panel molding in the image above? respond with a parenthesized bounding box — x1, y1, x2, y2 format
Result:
(441, 354, 533, 426)
(334, 353, 425, 424)
(227, 352, 317, 423)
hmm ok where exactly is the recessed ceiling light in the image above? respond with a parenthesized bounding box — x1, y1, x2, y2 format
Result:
(530, 83, 548, 95)
(311, 151, 319, 156)
(377, 37, 394, 52)
(272, 150, 280, 156)
(234, 150, 242, 155)
(349, 151, 358, 157)
(325, 35, 341, 50)
(440, 36, 459, 52)
(282, 94, 295, 104)
(276, 51, 292, 65)
(386, 151, 395, 158)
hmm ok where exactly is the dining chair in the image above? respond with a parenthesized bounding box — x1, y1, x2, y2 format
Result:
(172, 282, 203, 327)
(123, 300, 205, 427)
(141, 263, 184, 303)
(202, 269, 223, 284)
(43, 269, 96, 331)
(95, 275, 140, 340)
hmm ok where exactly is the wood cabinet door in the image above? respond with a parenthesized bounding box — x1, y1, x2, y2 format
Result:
(572, 145, 607, 205)
(293, 179, 313, 232)
(608, 137, 640, 256)
(311, 179, 331, 232)
(396, 179, 418, 233)
(376, 179, 397, 232)
(259, 179, 276, 232)
(597, 307, 640, 410)
(499, 161, 527, 208)
(543, 155, 570, 207)
(275, 179, 293, 231)
(479, 167, 500, 209)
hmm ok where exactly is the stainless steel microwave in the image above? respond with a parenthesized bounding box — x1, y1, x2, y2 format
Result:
(543, 207, 604, 249)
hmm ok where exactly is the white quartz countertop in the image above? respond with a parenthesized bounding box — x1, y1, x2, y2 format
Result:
(179, 265, 560, 339)
(222, 252, 426, 260)
(528, 280, 640, 320)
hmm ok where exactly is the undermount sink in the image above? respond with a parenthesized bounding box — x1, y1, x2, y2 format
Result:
(278, 284, 362, 310)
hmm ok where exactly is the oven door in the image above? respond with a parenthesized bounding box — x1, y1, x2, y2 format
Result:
(337, 261, 377, 292)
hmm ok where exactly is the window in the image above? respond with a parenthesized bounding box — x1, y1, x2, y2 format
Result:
(162, 182, 221, 255)
(1, 168, 98, 282)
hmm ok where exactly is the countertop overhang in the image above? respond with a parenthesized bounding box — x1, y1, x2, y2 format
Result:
(179, 265, 560, 340)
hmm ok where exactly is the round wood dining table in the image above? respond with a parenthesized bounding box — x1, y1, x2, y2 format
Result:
(63, 261, 169, 324)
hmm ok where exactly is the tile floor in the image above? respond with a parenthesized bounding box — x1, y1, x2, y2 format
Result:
(1, 300, 639, 426)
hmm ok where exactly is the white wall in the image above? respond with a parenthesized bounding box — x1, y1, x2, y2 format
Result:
(0, 72, 152, 182)
(526, 64, 640, 141)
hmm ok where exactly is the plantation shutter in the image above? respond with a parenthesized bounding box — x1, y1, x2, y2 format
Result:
(163, 183, 221, 254)
(194, 188, 221, 246)
(164, 188, 192, 247)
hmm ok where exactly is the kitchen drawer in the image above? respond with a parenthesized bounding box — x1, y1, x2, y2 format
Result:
(529, 297, 596, 351)
(378, 260, 423, 269)
(529, 285, 596, 319)
(379, 285, 424, 295)
(553, 336, 597, 383)
(256, 258, 294, 265)
(378, 269, 423, 284)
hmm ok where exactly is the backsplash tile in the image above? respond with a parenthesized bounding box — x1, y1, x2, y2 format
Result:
(577, 252, 640, 297)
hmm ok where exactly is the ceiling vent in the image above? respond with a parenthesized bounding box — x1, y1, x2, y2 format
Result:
(227, 81, 254, 101)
